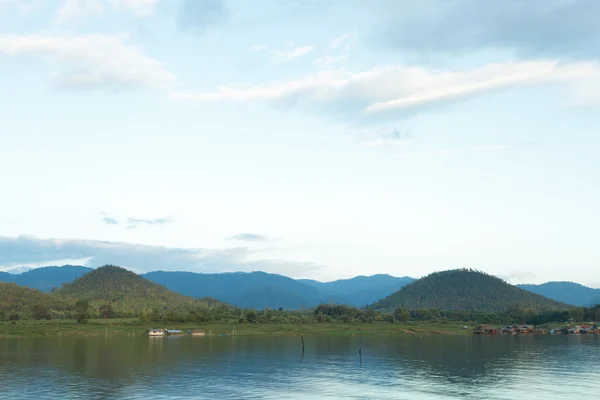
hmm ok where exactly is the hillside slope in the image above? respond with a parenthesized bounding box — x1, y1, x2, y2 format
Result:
(0, 265, 92, 292)
(0, 282, 70, 319)
(371, 269, 571, 312)
(517, 282, 600, 307)
(57, 265, 220, 314)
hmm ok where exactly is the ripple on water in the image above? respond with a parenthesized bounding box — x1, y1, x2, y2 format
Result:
(1, 335, 599, 399)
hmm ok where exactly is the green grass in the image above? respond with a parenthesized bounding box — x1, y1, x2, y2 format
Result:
(0, 320, 474, 338)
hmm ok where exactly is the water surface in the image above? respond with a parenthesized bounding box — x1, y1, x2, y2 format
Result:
(1, 334, 598, 399)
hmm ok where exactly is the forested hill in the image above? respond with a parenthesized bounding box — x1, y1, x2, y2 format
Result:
(370, 269, 571, 312)
(56, 265, 221, 308)
(0, 282, 69, 320)
(517, 282, 600, 307)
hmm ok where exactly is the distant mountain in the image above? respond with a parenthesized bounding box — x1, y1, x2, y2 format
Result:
(0, 265, 92, 292)
(300, 274, 415, 307)
(517, 282, 600, 307)
(144, 271, 324, 309)
(589, 296, 600, 306)
(371, 269, 571, 312)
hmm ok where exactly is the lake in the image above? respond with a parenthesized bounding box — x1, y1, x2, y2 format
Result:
(1, 334, 598, 399)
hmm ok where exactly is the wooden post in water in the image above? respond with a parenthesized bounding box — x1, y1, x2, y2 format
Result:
(359, 331, 363, 365)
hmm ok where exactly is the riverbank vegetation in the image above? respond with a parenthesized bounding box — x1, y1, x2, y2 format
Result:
(2, 266, 599, 338)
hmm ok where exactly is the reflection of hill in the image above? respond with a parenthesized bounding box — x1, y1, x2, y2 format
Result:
(1, 335, 599, 398)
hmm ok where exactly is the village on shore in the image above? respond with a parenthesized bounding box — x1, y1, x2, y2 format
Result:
(476, 323, 600, 335)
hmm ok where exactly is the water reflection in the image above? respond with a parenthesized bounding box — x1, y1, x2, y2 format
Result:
(1, 334, 598, 399)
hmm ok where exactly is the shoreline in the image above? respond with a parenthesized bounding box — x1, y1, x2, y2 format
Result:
(0, 320, 473, 338)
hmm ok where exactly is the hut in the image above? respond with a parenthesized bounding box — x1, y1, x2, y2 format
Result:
(189, 329, 206, 337)
(148, 329, 165, 337)
(579, 325, 593, 334)
(476, 325, 499, 335)
(165, 329, 185, 336)
(502, 326, 516, 335)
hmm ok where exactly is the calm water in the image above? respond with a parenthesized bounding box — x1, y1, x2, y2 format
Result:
(1, 334, 598, 399)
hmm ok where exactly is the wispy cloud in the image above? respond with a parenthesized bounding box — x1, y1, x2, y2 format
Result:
(0, 235, 322, 276)
(361, 128, 412, 147)
(98, 213, 173, 228)
(126, 216, 173, 226)
(102, 217, 119, 225)
(0, 34, 176, 90)
(330, 33, 348, 50)
(225, 233, 270, 242)
(172, 61, 600, 121)
(274, 45, 315, 61)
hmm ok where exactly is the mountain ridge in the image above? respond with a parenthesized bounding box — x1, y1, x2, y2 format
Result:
(516, 281, 600, 307)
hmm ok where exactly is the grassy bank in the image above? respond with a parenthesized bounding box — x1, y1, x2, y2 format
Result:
(0, 319, 473, 338)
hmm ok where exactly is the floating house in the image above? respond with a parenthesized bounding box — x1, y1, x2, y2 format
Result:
(165, 329, 185, 336)
(148, 329, 165, 337)
(189, 329, 206, 337)
(579, 325, 594, 333)
(502, 326, 516, 335)
(476, 325, 499, 335)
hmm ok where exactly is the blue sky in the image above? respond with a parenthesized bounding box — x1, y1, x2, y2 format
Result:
(1, 0, 599, 286)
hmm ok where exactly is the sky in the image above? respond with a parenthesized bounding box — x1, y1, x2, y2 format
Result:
(1, 0, 599, 286)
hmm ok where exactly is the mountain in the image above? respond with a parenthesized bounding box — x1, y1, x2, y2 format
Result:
(300, 274, 415, 307)
(143, 271, 324, 309)
(0, 265, 92, 292)
(3, 265, 416, 309)
(371, 269, 571, 312)
(517, 282, 600, 307)
(57, 265, 220, 314)
(589, 296, 600, 306)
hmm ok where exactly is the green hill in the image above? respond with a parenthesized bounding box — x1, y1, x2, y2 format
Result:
(56, 265, 222, 318)
(0, 282, 70, 320)
(370, 269, 571, 312)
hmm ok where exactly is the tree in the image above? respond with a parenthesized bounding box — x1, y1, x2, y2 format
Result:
(75, 298, 89, 324)
(76, 313, 88, 324)
(33, 303, 51, 320)
(246, 311, 257, 323)
(74, 299, 89, 314)
(99, 303, 114, 319)
(394, 307, 410, 322)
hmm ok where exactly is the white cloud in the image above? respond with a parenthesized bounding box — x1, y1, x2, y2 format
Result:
(330, 33, 348, 50)
(274, 45, 314, 61)
(56, 0, 157, 22)
(171, 61, 600, 119)
(0, 235, 323, 276)
(0, 34, 176, 90)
